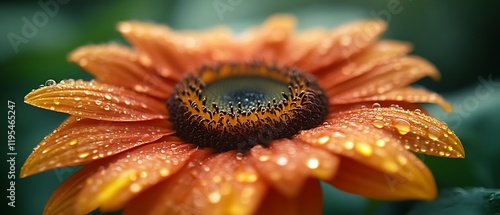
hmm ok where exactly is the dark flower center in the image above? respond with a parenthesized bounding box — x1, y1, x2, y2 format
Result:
(167, 63, 329, 152)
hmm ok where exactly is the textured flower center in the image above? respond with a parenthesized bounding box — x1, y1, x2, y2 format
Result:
(167, 63, 329, 152)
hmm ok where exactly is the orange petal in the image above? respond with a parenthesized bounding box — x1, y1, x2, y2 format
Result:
(21, 116, 174, 177)
(291, 20, 386, 73)
(24, 80, 167, 121)
(75, 141, 195, 214)
(69, 44, 175, 99)
(240, 14, 296, 62)
(43, 159, 108, 215)
(329, 157, 435, 200)
(318, 40, 412, 89)
(250, 139, 338, 197)
(296, 114, 438, 200)
(118, 21, 236, 77)
(332, 87, 453, 112)
(255, 178, 323, 215)
(328, 56, 440, 100)
(337, 107, 463, 157)
(124, 150, 267, 215)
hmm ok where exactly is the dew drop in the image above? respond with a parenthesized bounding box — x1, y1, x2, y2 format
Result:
(371, 120, 384, 128)
(235, 152, 244, 160)
(159, 168, 170, 176)
(69, 140, 78, 146)
(258, 154, 270, 162)
(317, 136, 330, 144)
(276, 157, 288, 166)
(355, 142, 373, 156)
(372, 102, 381, 108)
(428, 126, 441, 141)
(53, 100, 60, 105)
(45, 79, 56, 86)
(104, 105, 110, 110)
(130, 183, 142, 193)
(306, 158, 320, 169)
(393, 118, 411, 135)
(74, 97, 81, 101)
(376, 139, 386, 147)
(78, 152, 90, 158)
(208, 191, 221, 204)
(343, 141, 354, 150)
(104, 94, 112, 100)
(95, 99, 102, 105)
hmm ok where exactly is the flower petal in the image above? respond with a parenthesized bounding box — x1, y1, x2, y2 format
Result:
(24, 80, 167, 121)
(240, 14, 296, 62)
(21, 116, 174, 178)
(338, 107, 464, 157)
(329, 156, 435, 200)
(255, 178, 323, 215)
(332, 87, 453, 112)
(318, 40, 412, 89)
(69, 44, 175, 99)
(250, 139, 338, 197)
(328, 56, 440, 100)
(296, 113, 438, 200)
(118, 21, 236, 76)
(75, 141, 195, 214)
(290, 20, 386, 73)
(124, 150, 267, 215)
(43, 160, 106, 215)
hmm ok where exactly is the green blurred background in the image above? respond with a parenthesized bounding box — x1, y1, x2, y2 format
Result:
(1, 0, 499, 214)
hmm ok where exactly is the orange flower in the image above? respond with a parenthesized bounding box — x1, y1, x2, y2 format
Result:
(22, 15, 464, 215)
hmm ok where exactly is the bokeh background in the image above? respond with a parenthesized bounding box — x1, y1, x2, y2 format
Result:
(2, 0, 499, 214)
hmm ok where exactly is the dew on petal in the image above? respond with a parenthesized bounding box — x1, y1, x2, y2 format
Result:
(130, 183, 142, 193)
(208, 191, 221, 204)
(45, 79, 56, 86)
(371, 120, 384, 128)
(393, 118, 411, 135)
(317, 136, 330, 144)
(78, 152, 90, 158)
(372, 102, 381, 108)
(343, 141, 354, 150)
(95, 99, 102, 105)
(428, 126, 441, 141)
(376, 139, 386, 147)
(355, 142, 373, 156)
(68, 139, 78, 146)
(306, 158, 320, 169)
(258, 154, 270, 162)
(159, 168, 170, 176)
(276, 157, 288, 166)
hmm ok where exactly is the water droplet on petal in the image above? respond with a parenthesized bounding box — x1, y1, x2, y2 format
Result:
(45, 79, 56, 86)
(95, 99, 102, 105)
(276, 156, 288, 166)
(78, 152, 89, 158)
(317, 136, 330, 144)
(69, 140, 78, 146)
(428, 126, 441, 141)
(307, 158, 320, 169)
(355, 142, 373, 156)
(393, 118, 411, 135)
(235, 152, 244, 160)
(372, 103, 381, 108)
(371, 120, 384, 128)
(208, 191, 221, 204)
